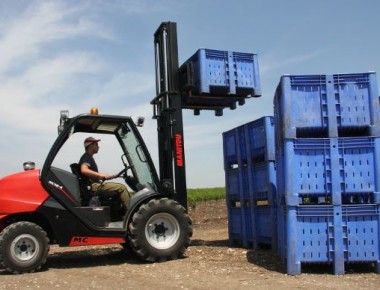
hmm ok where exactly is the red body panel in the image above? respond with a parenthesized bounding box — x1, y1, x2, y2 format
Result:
(0, 169, 49, 216)
(69, 236, 125, 246)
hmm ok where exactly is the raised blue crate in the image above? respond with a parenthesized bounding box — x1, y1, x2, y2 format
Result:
(277, 205, 380, 275)
(223, 116, 275, 168)
(180, 49, 261, 98)
(276, 137, 380, 206)
(274, 72, 380, 139)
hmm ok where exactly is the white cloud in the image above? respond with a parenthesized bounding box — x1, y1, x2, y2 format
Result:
(0, 2, 114, 73)
(0, 1, 116, 131)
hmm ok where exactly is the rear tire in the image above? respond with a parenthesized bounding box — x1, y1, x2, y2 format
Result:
(128, 198, 192, 262)
(0, 221, 50, 274)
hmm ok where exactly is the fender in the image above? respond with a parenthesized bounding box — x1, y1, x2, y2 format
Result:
(0, 169, 49, 216)
(125, 186, 165, 225)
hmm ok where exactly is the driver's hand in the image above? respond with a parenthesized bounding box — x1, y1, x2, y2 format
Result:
(109, 173, 119, 179)
(108, 173, 121, 179)
(99, 173, 113, 180)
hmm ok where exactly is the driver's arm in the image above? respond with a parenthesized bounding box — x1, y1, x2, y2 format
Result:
(80, 164, 112, 181)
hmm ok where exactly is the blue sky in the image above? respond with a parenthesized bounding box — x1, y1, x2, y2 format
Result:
(0, 0, 379, 188)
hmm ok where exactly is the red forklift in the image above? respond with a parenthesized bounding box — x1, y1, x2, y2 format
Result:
(0, 22, 193, 274)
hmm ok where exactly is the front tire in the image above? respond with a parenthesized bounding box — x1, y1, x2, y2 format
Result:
(128, 198, 192, 262)
(0, 221, 50, 274)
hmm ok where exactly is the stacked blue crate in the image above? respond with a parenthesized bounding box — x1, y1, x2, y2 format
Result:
(276, 137, 380, 206)
(223, 116, 277, 250)
(277, 204, 380, 272)
(274, 72, 380, 275)
(274, 72, 380, 141)
(224, 124, 252, 248)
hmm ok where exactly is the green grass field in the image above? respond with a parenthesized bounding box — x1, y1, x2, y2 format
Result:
(187, 187, 225, 207)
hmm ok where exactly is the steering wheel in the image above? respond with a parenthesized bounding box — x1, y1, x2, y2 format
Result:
(116, 167, 129, 178)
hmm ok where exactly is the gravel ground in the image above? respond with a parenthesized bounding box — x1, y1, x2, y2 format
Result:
(0, 199, 379, 289)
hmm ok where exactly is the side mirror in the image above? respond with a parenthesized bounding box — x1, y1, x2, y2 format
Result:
(136, 116, 145, 127)
(58, 110, 69, 134)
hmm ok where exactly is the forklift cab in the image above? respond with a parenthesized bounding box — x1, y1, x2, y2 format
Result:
(40, 111, 161, 229)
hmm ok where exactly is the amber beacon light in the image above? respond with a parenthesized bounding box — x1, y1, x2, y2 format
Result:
(90, 107, 99, 115)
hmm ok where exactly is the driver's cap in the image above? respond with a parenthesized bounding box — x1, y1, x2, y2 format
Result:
(84, 137, 100, 148)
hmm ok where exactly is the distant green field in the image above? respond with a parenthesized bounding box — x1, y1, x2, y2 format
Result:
(187, 187, 225, 207)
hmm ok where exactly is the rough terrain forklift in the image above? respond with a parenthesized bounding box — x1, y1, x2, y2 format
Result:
(0, 22, 193, 274)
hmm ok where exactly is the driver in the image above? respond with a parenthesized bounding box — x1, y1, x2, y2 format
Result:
(79, 137, 130, 210)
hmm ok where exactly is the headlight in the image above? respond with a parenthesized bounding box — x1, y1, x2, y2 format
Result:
(23, 161, 35, 171)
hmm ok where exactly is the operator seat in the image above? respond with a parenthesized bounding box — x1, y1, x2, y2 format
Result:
(70, 163, 122, 212)
(70, 163, 95, 206)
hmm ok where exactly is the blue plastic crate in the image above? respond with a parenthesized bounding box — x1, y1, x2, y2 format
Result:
(249, 161, 277, 206)
(274, 72, 380, 139)
(277, 205, 380, 275)
(225, 168, 240, 201)
(277, 205, 342, 275)
(180, 49, 261, 98)
(246, 116, 275, 161)
(228, 206, 253, 248)
(225, 161, 277, 205)
(228, 204, 277, 250)
(276, 137, 380, 206)
(225, 161, 277, 250)
(253, 206, 277, 250)
(225, 167, 250, 201)
(343, 205, 380, 263)
(223, 116, 275, 168)
(223, 125, 248, 167)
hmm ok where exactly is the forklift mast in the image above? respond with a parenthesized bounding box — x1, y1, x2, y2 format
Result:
(151, 22, 187, 209)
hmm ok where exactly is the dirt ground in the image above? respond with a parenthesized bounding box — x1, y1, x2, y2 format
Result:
(1, 199, 379, 289)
